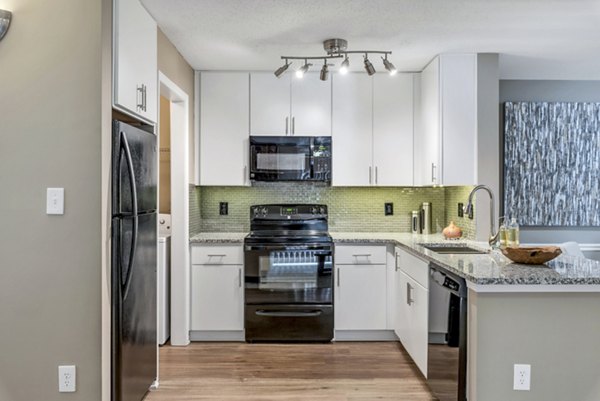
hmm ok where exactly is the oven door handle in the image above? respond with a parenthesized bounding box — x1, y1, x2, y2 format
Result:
(245, 245, 332, 252)
(255, 310, 323, 318)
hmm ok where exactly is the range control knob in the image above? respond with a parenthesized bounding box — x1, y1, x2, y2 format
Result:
(261, 207, 268, 216)
(320, 206, 326, 215)
(310, 206, 319, 215)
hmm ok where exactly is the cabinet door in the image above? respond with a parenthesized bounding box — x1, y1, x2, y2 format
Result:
(291, 73, 332, 136)
(335, 264, 387, 330)
(199, 72, 250, 186)
(113, 0, 157, 123)
(415, 57, 441, 186)
(191, 264, 244, 331)
(250, 73, 291, 136)
(439, 54, 477, 186)
(373, 73, 414, 186)
(406, 274, 428, 377)
(331, 73, 373, 186)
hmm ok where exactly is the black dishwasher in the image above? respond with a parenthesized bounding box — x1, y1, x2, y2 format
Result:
(428, 264, 468, 401)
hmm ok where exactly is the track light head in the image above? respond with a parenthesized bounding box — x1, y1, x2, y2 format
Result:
(339, 57, 349, 75)
(320, 62, 329, 81)
(274, 60, 291, 78)
(364, 56, 376, 76)
(296, 61, 311, 78)
(382, 56, 397, 75)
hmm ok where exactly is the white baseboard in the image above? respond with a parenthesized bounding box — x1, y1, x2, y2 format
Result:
(334, 330, 398, 341)
(190, 330, 245, 341)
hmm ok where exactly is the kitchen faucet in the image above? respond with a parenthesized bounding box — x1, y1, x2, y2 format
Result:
(464, 185, 499, 246)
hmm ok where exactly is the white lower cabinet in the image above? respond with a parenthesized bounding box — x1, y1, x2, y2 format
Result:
(334, 245, 388, 332)
(395, 247, 429, 377)
(335, 264, 387, 330)
(191, 264, 244, 331)
(190, 245, 244, 335)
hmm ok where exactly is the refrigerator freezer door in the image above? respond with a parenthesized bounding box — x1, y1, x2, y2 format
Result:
(112, 121, 157, 216)
(112, 213, 157, 401)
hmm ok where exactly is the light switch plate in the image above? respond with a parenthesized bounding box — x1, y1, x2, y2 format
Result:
(47, 188, 64, 215)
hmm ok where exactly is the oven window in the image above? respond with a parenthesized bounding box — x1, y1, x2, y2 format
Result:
(256, 153, 306, 171)
(259, 250, 332, 290)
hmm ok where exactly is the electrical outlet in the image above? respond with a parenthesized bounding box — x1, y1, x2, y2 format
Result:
(46, 188, 65, 215)
(219, 202, 228, 216)
(458, 203, 464, 218)
(58, 365, 76, 392)
(513, 364, 531, 391)
(384, 203, 393, 216)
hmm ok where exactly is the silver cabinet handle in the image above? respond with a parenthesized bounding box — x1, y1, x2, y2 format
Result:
(406, 282, 414, 305)
(285, 117, 289, 135)
(143, 84, 147, 112)
(431, 163, 436, 184)
(292, 116, 295, 135)
(395, 252, 400, 271)
(375, 166, 378, 185)
(352, 254, 372, 257)
(136, 85, 144, 110)
(207, 254, 227, 257)
(142, 84, 146, 112)
(369, 166, 372, 185)
(243, 165, 247, 183)
(337, 268, 340, 287)
(238, 268, 242, 287)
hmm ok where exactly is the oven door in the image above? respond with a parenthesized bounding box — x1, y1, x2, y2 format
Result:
(244, 243, 333, 304)
(249, 137, 312, 181)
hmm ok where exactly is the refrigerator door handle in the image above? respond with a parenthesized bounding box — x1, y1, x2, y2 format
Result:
(120, 132, 139, 300)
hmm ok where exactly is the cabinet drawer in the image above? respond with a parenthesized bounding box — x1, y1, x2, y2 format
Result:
(335, 245, 387, 265)
(191, 245, 243, 265)
(397, 248, 429, 289)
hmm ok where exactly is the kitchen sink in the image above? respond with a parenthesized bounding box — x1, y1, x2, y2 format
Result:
(420, 244, 488, 254)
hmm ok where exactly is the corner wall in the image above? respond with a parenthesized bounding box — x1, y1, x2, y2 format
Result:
(0, 0, 104, 400)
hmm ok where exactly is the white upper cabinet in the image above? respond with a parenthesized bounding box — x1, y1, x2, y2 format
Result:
(373, 74, 414, 186)
(250, 73, 291, 136)
(250, 72, 331, 136)
(113, 0, 157, 123)
(199, 72, 250, 186)
(332, 73, 373, 186)
(332, 73, 415, 187)
(291, 73, 332, 136)
(415, 54, 477, 186)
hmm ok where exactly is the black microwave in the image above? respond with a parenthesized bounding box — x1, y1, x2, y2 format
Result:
(249, 136, 332, 183)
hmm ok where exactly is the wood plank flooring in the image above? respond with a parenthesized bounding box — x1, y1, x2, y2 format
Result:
(146, 342, 437, 401)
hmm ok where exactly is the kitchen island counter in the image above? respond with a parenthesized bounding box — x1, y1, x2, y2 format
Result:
(331, 232, 600, 290)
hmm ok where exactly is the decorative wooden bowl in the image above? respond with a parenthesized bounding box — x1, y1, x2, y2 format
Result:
(501, 246, 562, 265)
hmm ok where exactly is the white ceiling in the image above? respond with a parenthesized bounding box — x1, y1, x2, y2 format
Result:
(141, 0, 600, 79)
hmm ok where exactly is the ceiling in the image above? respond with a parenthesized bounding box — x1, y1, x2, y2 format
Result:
(141, 0, 600, 79)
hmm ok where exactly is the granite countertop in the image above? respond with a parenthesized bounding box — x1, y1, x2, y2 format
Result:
(189, 231, 600, 287)
(331, 232, 600, 287)
(190, 232, 247, 243)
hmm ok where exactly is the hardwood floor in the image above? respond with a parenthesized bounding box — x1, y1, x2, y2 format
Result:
(146, 342, 437, 401)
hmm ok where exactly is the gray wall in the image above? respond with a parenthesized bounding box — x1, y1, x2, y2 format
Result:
(0, 0, 104, 400)
(469, 290, 600, 401)
(500, 80, 600, 259)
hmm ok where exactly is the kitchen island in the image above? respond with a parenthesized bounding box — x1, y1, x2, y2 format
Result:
(332, 232, 600, 401)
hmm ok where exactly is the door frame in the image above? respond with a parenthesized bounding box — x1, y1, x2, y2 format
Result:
(158, 72, 190, 346)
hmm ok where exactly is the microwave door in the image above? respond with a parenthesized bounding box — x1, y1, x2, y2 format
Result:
(251, 146, 311, 181)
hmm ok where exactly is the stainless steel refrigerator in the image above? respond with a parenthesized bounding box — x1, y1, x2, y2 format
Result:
(111, 120, 157, 401)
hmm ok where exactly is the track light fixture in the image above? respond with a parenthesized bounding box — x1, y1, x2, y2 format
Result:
(320, 61, 329, 81)
(296, 60, 311, 78)
(364, 55, 376, 76)
(339, 57, 349, 75)
(382, 55, 397, 75)
(274, 38, 397, 80)
(274, 59, 291, 78)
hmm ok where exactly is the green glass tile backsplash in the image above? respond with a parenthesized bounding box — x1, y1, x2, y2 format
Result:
(190, 183, 476, 237)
